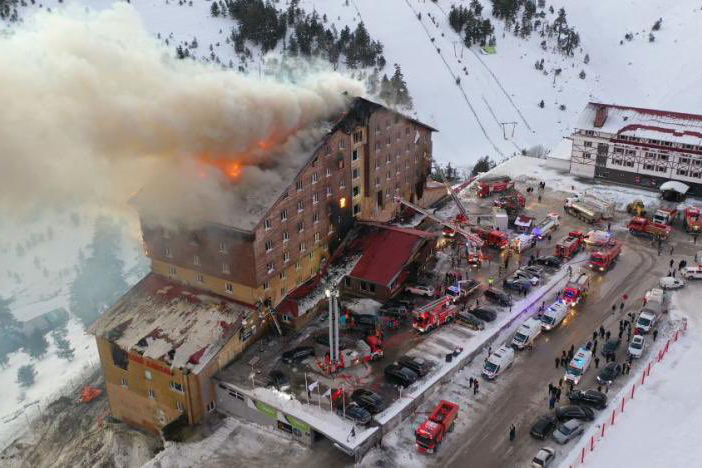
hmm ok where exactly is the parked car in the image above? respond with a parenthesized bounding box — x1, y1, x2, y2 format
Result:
(406, 284, 435, 297)
(398, 355, 432, 377)
(457, 311, 486, 330)
(597, 362, 622, 385)
(484, 288, 513, 306)
(354, 313, 380, 330)
(469, 307, 498, 322)
(351, 388, 386, 414)
(281, 346, 315, 364)
(266, 370, 290, 391)
(628, 335, 645, 358)
(504, 277, 533, 292)
(601, 338, 621, 356)
(659, 276, 685, 290)
(555, 405, 595, 422)
(535, 256, 563, 268)
(532, 447, 556, 467)
(568, 389, 607, 410)
(552, 419, 584, 444)
(337, 402, 371, 425)
(379, 304, 409, 319)
(522, 265, 545, 278)
(682, 265, 702, 280)
(384, 363, 419, 387)
(530, 414, 557, 440)
(514, 269, 540, 285)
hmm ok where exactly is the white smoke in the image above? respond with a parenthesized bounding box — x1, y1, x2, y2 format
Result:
(0, 4, 365, 222)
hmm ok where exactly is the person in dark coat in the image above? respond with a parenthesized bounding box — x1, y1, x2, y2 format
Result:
(561, 356, 567, 367)
(469, 377, 475, 388)
(599, 325, 605, 337)
(594, 357, 600, 368)
(570, 344, 575, 354)
(592, 331, 598, 341)
(549, 396, 556, 409)
(653, 329, 659, 341)
(606, 330, 611, 340)
(555, 357, 560, 368)
(549, 383, 554, 395)
(473, 380, 479, 395)
(556, 388, 561, 401)
(669, 258, 675, 269)
(509, 424, 516, 442)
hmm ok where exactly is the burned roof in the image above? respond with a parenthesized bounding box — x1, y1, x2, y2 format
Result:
(88, 273, 255, 373)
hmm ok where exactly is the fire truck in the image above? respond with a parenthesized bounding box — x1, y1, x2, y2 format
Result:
(415, 400, 459, 453)
(627, 217, 672, 239)
(323, 336, 384, 372)
(471, 227, 509, 249)
(510, 233, 536, 253)
(554, 232, 584, 259)
(652, 206, 678, 226)
(562, 270, 590, 306)
(589, 240, 622, 272)
(583, 230, 612, 246)
(564, 200, 602, 224)
(476, 176, 514, 198)
(684, 207, 702, 233)
(412, 297, 458, 333)
(532, 213, 560, 239)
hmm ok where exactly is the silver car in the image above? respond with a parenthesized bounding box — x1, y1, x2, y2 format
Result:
(552, 419, 584, 444)
(532, 447, 556, 467)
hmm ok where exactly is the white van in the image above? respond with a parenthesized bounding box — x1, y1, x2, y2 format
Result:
(682, 265, 702, 280)
(482, 345, 515, 380)
(511, 318, 542, 350)
(565, 348, 592, 385)
(635, 310, 657, 334)
(540, 301, 568, 331)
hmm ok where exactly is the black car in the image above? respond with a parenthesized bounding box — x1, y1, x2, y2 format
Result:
(281, 346, 315, 364)
(457, 311, 486, 330)
(313, 334, 352, 349)
(379, 305, 409, 319)
(484, 288, 513, 306)
(597, 362, 622, 384)
(398, 355, 432, 377)
(555, 404, 595, 422)
(504, 277, 532, 293)
(384, 363, 419, 387)
(568, 389, 607, 410)
(354, 313, 380, 330)
(337, 402, 372, 425)
(530, 414, 557, 440)
(351, 388, 386, 414)
(469, 307, 498, 322)
(535, 256, 563, 268)
(601, 338, 621, 356)
(266, 370, 290, 391)
(522, 265, 545, 277)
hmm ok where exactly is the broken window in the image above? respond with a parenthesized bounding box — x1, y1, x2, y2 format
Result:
(111, 345, 129, 370)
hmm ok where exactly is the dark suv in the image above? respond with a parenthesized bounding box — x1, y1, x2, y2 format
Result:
(384, 363, 419, 387)
(354, 313, 380, 331)
(555, 404, 595, 421)
(351, 388, 386, 414)
(568, 389, 607, 410)
(469, 307, 497, 322)
(281, 346, 315, 364)
(530, 414, 557, 440)
(484, 288, 513, 306)
(398, 355, 432, 377)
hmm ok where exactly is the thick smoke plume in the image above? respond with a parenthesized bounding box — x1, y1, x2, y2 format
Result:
(0, 4, 364, 224)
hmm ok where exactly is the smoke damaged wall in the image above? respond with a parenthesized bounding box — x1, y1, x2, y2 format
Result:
(0, 4, 364, 221)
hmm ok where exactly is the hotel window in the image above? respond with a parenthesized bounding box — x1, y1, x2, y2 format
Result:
(312, 172, 318, 184)
(170, 382, 184, 393)
(280, 287, 287, 296)
(353, 131, 363, 144)
(297, 200, 304, 212)
(659, 154, 669, 161)
(219, 240, 227, 252)
(324, 145, 331, 155)
(339, 178, 346, 189)
(164, 247, 171, 257)
(280, 209, 288, 222)
(338, 139, 345, 149)
(148, 389, 155, 399)
(193, 255, 200, 266)
(196, 272, 204, 283)
(296, 180, 303, 191)
(168, 265, 176, 276)
(375, 142, 380, 152)
(386, 137, 391, 146)
(225, 282, 233, 293)
(264, 219, 271, 230)
(222, 263, 230, 274)
(311, 157, 318, 167)
(313, 192, 319, 204)
(352, 168, 360, 180)
(264, 280, 270, 290)
(145, 370, 153, 381)
(279, 270, 286, 280)
(583, 153, 591, 160)
(681, 157, 690, 163)
(657, 166, 667, 172)
(266, 262, 274, 273)
(326, 186, 332, 197)
(265, 240, 273, 252)
(406, 143, 410, 153)
(352, 150, 359, 161)
(313, 212, 319, 224)
(120, 378, 128, 388)
(295, 261, 301, 271)
(353, 204, 361, 215)
(177, 401, 184, 412)
(353, 186, 360, 197)
(644, 164, 654, 170)
(326, 167, 332, 177)
(299, 242, 306, 252)
(614, 147, 624, 154)
(625, 161, 634, 168)
(584, 141, 593, 147)
(297, 221, 304, 233)
(645, 152, 655, 158)
(376, 124, 381, 134)
(283, 230, 289, 242)
(625, 149, 636, 156)
(283, 251, 290, 263)
(585, 130, 594, 136)
(314, 232, 321, 243)
(376, 177, 380, 187)
(677, 169, 688, 176)
(328, 223, 334, 234)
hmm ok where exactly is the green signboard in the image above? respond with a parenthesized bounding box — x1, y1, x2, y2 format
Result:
(255, 400, 277, 420)
(285, 414, 310, 434)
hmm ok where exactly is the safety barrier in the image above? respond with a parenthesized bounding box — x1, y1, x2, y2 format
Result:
(566, 318, 687, 468)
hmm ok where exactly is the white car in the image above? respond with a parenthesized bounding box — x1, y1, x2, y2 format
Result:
(514, 269, 540, 286)
(682, 265, 702, 280)
(532, 447, 556, 467)
(628, 335, 645, 358)
(659, 276, 685, 290)
(406, 284, 434, 297)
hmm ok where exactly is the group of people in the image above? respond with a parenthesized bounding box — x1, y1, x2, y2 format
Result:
(468, 376, 480, 395)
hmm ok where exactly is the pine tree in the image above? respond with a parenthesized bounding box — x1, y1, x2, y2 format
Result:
(584, 53, 590, 64)
(471, 156, 493, 176)
(175, 45, 185, 59)
(379, 74, 393, 104)
(390, 64, 413, 109)
(17, 364, 36, 388)
(210, 2, 219, 17)
(579, 70, 586, 79)
(539, 99, 545, 108)
(652, 18, 662, 31)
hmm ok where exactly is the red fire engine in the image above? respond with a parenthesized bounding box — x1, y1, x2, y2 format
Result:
(415, 400, 459, 453)
(554, 232, 584, 259)
(589, 240, 622, 272)
(627, 217, 672, 239)
(412, 297, 457, 333)
(684, 207, 702, 233)
(476, 176, 514, 198)
(562, 271, 590, 306)
(471, 227, 509, 249)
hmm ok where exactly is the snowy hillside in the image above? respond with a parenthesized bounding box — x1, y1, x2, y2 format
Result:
(3, 0, 701, 169)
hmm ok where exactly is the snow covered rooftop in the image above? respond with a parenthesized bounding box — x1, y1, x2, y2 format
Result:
(576, 103, 702, 146)
(659, 180, 689, 194)
(88, 273, 254, 373)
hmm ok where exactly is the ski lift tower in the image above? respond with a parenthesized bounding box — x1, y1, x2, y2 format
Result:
(325, 287, 341, 372)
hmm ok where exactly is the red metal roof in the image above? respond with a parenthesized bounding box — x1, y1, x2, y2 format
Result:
(349, 227, 427, 287)
(590, 102, 702, 123)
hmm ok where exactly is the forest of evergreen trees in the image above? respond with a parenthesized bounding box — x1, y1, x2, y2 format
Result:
(448, 1, 496, 48)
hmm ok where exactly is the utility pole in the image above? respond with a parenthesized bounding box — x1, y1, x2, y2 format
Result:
(325, 288, 340, 372)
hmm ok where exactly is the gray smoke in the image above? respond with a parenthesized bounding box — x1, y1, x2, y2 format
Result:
(0, 4, 364, 222)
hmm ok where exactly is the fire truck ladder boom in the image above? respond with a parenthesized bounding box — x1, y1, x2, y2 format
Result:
(394, 196, 484, 246)
(443, 181, 469, 220)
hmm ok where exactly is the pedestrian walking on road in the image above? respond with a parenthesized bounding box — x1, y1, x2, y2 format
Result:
(606, 330, 611, 340)
(599, 325, 605, 338)
(555, 357, 560, 368)
(653, 329, 659, 341)
(561, 356, 567, 367)
(620, 302, 625, 311)
(594, 357, 600, 369)
(627, 329, 632, 342)
(607, 222, 611, 231)
(509, 424, 516, 442)
(558, 378, 563, 389)
(592, 331, 598, 342)
(671, 245, 675, 255)
(611, 304, 616, 314)
(549, 383, 554, 395)
(593, 340, 598, 355)
(549, 396, 556, 409)
(469, 377, 475, 388)
(618, 328, 624, 340)
(570, 344, 575, 354)
(669, 259, 674, 269)
(474, 380, 479, 395)
(556, 388, 561, 401)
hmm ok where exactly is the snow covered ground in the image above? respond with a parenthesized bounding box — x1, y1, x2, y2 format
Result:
(559, 284, 698, 468)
